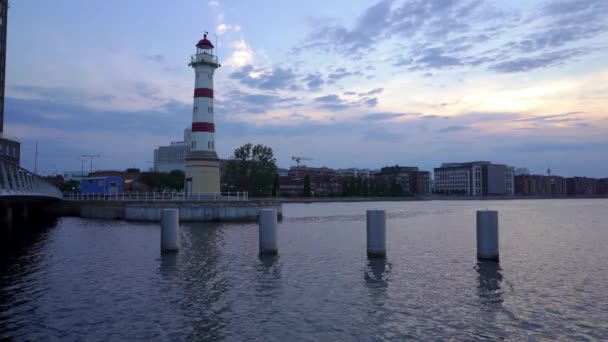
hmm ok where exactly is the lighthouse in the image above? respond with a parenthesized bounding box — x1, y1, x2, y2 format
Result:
(185, 32, 221, 195)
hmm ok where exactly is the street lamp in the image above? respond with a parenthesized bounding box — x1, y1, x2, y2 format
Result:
(82, 154, 101, 174)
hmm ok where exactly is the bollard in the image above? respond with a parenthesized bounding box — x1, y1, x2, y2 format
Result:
(367, 210, 386, 257)
(259, 209, 278, 255)
(476, 210, 499, 260)
(161, 209, 179, 253)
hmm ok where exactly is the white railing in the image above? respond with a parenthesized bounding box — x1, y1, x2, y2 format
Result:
(191, 52, 218, 65)
(66, 191, 249, 202)
(0, 160, 63, 199)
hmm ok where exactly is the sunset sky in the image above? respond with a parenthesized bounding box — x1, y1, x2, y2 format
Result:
(6, 0, 608, 177)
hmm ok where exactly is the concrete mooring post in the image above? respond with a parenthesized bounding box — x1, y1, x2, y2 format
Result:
(258, 209, 278, 255)
(161, 208, 179, 253)
(476, 210, 499, 260)
(367, 210, 386, 257)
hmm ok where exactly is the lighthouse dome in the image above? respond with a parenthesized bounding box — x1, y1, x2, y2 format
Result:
(196, 34, 214, 50)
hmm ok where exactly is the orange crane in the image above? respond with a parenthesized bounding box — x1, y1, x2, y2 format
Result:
(291, 156, 313, 167)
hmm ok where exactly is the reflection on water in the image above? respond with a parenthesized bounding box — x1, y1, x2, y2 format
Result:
(255, 255, 282, 301)
(477, 261, 504, 311)
(364, 257, 390, 288)
(180, 224, 232, 341)
(2, 200, 608, 340)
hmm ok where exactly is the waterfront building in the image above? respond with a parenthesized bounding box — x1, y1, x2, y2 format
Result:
(153, 129, 191, 172)
(434, 161, 514, 196)
(566, 177, 598, 196)
(514, 175, 567, 196)
(0, 1, 20, 166)
(336, 168, 371, 179)
(598, 179, 608, 195)
(185, 33, 221, 194)
(288, 166, 336, 180)
(377, 165, 430, 195)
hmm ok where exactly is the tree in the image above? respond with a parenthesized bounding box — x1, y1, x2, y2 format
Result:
(342, 180, 348, 196)
(140, 170, 185, 191)
(61, 179, 80, 193)
(272, 173, 280, 197)
(223, 143, 277, 197)
(303, 175, 311, 197)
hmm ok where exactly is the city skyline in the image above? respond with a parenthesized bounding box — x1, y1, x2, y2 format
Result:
(5, 0, 608, 177)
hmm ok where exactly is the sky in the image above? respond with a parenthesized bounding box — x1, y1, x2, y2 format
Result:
(5, 0, 608, 177)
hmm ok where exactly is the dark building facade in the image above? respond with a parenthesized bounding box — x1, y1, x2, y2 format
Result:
(0, 1, 20, 166)
(377, 165, 430, 195)
(566, 177, 598, 196)
(514, 175, 567, 196)
(598, 179, 608, 195)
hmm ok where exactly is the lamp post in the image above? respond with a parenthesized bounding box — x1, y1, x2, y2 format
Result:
(82, 154, 101, 174)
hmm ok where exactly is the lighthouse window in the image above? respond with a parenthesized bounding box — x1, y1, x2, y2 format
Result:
(208, 107, 213, 113)
(193, 106, 197, 113)
(196, 73, 199, 79)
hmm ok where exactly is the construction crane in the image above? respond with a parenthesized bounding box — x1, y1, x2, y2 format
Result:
(291, 156, 313, 167)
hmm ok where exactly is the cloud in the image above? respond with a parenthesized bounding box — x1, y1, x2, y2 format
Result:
(289, 113, 311, 120)
(327, 68, 363, 83)
(217, 89, 298, 115)
(490, 48, 589, 73)
(363, 130, 402, 143)
(217, 23, 241, 35)
(303, 0, 606, 74)
(302, 73, 324, 90)
(224, 39, 254, 67)
(208, 0, 220, 7)
(361, 112, 407, 121)
(439, 125, 471, 133)
(358, 88, 384, 96)
(313, 94, 353, 111)
(515, 111, 584, 122)
(363, 98, 378, 107)
(230, 65, 297, 90)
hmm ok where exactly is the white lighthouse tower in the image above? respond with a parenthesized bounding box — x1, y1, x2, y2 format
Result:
(185, 32, 221, 195)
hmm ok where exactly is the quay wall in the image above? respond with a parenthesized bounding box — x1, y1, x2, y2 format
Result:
(45, 200, 282, 222)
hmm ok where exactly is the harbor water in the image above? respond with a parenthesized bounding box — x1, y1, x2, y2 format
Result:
(1, 199, 607, 340)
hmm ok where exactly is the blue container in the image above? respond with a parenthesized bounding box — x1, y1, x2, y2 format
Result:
(80, 176, 123, 194)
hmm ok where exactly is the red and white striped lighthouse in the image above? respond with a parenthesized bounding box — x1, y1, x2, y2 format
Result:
(185, 32, 221, 194)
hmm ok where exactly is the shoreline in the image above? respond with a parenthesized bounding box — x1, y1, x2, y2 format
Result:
(273, 195, 608, 204)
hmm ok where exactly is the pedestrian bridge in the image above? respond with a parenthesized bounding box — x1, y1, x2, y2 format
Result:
(0, 160, 62, 204)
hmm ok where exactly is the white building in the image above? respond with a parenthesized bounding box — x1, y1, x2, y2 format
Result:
(153, 129, 191, 173)
(434, 161, 514, 196)
(336, 168, 371, 178)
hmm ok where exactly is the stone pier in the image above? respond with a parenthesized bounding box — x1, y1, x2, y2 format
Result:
(45, 200, 282, 222)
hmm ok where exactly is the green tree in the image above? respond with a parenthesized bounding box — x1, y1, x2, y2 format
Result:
(223, 143, 277, 196)
(303, 175, 311, 197)
(342, 180, 348, 196)
(140, 170, 185, 191)
(61, 179, 80, 193)
(272, 173, 280, 197)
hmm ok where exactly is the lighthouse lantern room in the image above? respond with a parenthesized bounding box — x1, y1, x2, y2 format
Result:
(185, 32, 221, 195)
